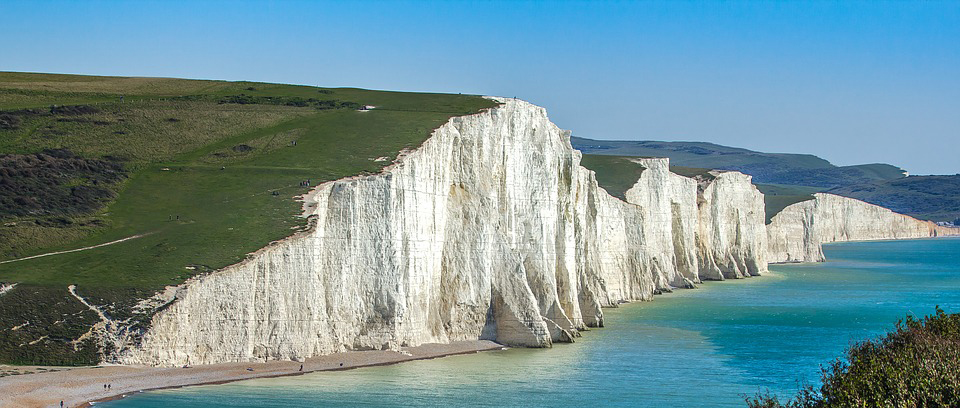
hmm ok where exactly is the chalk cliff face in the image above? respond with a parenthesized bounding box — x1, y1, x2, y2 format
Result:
(623, 158, 700, 288)
(618, 160, 769, 283)
(766, 193, 952, 263)
(696, 172, 768, 279)
(118, 98, 717, 366)
(111, 98, 946, 367)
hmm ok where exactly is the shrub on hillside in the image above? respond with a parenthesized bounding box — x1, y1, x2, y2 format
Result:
(747, 307, 960, 407)
(0, 149, 126, 220)
(0, 113, 20, 130)
(214, 94, 362, 110)
(49, 104, 99, 115)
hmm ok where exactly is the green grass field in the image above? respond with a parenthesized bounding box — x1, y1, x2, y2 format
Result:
(579, 154, 648, 200)
(0, 72, 496, 365)
(754, 183, 821, 223)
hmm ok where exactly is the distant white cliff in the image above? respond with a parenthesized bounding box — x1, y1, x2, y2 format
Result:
(767, 193, 956, 263)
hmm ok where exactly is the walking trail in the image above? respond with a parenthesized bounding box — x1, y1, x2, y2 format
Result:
(0, 233, 150, 265)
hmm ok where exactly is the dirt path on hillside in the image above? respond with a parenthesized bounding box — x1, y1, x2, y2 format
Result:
(0, 233, 150, 265)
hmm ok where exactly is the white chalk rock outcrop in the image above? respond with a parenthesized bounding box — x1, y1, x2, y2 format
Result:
(621, 164, 767, 281)
(696, 172, 768, 279)
(767, 193, 953, 263)
(117, 99, 707, 366)
(0, 283, 14, 297)
(623, 158, 700, 288)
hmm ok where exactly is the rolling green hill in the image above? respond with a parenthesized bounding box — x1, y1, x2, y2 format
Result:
(0, 72, 496, 365)
(572, 137, 906, 188)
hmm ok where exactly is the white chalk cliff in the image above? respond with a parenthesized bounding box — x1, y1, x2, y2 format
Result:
(622, 158, 699, 288)
(111, 98, 950, 366)
(619, 160, 767, 282)
(696, 172, 768, 279)
(118, 98, 745, 366)
(767, 193, 955, 263)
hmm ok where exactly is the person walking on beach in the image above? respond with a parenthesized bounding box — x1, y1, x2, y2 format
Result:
(299, 364, 303, 372)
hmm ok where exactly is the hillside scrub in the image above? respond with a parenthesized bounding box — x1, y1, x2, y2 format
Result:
(0, 149, 126, 220)
(746, 307, 960, 407)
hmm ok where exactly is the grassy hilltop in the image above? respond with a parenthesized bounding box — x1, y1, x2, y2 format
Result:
(0, 72, 495, 365)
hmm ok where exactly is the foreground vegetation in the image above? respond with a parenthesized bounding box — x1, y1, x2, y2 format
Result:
(746, 308, 960, 408)
(0, 72, 496, 364)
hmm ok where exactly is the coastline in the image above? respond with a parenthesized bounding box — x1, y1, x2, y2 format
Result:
(768, 234, 960, 265)
(0, 340, 504, 408)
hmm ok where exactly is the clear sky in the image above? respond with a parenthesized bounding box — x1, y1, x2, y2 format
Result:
(3, 0, 958, 174)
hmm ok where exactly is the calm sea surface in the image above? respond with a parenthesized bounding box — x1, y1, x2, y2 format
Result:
(105, 238, 960, 407)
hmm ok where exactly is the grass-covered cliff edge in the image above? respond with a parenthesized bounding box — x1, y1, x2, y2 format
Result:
(0, 72, 496, 365)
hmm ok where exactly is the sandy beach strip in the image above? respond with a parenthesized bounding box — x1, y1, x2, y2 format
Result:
(0, 340, 504, 408)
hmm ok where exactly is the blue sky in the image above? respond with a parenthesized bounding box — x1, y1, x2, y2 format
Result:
(3, 0, 958, 174)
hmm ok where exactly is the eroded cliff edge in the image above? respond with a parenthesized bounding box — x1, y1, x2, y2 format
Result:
(767, 193, 957, 263)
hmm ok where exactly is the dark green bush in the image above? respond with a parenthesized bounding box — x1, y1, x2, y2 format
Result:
(0, 113, 20, 130)
(213, 94, 361, 110)
(0, 150, 126, 220)
(747, 307, 960, 407)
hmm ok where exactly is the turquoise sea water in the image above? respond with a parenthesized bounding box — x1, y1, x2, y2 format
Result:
(105, 238, 960, 407)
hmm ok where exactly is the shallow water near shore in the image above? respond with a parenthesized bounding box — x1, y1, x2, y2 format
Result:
(104, 238, 960, 407)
